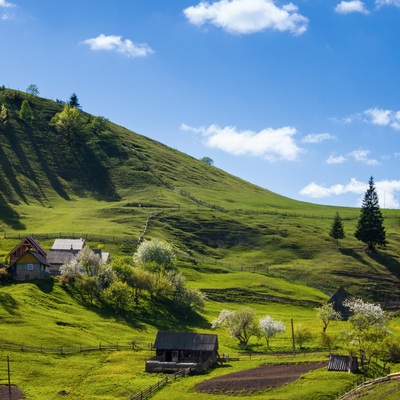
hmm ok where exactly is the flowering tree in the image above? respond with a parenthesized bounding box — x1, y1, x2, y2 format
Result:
(76, 247, 101, 276)
(259, 315, 286, 350)
(60, 259, 81, 283)
(134, 239, 176, 272)
(343, 298, 390, 365)
(212, 307, 258, 348)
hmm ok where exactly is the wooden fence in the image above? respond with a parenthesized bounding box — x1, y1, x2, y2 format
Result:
(129, 368, 191, 400)
(0, 341, 145, 355)
(338, 371, 400, 399)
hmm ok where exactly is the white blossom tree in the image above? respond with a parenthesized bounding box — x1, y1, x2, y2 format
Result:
(259, 315, 286, 350)
(212, 307, 259, 349)
(76, 246, 101, 276)
(343, 298, 390, 366)
(134, 239, 176, 272)
(60, 259, 81, 283)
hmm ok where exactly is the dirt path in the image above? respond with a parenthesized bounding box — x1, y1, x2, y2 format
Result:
(195, 361, 328, 395)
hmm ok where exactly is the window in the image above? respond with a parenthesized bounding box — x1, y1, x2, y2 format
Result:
(27, 264, 34, 270)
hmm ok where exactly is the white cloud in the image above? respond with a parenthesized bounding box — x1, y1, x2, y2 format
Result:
(376, 0, 400, 7)
(342, 107, 400, 130)
(300, 178, 400, 208)
(335, 1, 369, 14)
(300, 178, 367, 198)
(181, 123, 303, 161)
(349, 149, 379, 165)
(364, 108, 391, 126)
(326, 154, 347, 164)
(302, 133, 335, 143)
(183, 0, 308, 35)
(81, 34, 154, 58)
(0, 0, 14, 7)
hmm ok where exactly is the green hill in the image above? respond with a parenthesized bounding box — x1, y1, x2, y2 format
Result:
(1, 87, 400, 399)
(1, 87, 400, 301)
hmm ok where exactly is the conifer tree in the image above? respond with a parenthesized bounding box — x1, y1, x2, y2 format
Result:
(329, 211, 345, 245)
(355, 176, 386, 250)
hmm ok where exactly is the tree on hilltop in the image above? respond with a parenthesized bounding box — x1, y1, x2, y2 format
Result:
(26, 84, 39, 96)
(69, 93, 81, 109)
(329, 211, 345, 245)
(355, 176, 386, 251)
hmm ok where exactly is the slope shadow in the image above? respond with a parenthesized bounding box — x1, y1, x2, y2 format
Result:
(367, 250, 400, 280)
(339, 248, 373, 267)
(0, 292, 20, 315)
(0, 193, 25, 229)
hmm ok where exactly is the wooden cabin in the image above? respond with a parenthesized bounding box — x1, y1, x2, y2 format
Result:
(7, 237, 50, 280)
(13, 250, 50, 281)
(146, 331, 219, 373)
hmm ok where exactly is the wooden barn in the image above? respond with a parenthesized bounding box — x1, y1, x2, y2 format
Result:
(6, 237, 50, 281)
(146, 331, 219, 373)
(328, 285, 351, 320)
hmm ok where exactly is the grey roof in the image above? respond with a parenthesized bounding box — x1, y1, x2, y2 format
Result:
(46, 250, 77, 266)
(328, 355, 358, 372)
(51, 238, 85, 251)
(154, 332, 218, 352)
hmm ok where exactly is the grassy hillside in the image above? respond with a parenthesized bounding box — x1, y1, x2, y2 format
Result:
(1, 88, 400, 399)
(1, 88, 400, 300)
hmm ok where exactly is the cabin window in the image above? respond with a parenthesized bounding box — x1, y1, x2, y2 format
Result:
(27, 264, 34, 270)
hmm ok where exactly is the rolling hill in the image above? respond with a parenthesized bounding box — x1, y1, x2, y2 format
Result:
(1, 87, 400, 301)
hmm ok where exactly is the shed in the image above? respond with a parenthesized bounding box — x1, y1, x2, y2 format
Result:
(328, 286, 351, 320)
(47, 238, 86, 275)
(328, 354, 358, 372)
(146, 332, 219, 373)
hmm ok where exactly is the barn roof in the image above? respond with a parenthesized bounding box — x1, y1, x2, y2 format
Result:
(51, 238, 85, 251)
(46, 250, 76, 266)
(328, 355, 358, 372)
(154, 332, 218, 352)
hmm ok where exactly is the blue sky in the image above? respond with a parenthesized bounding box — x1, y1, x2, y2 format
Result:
(1, 0, 400, 208)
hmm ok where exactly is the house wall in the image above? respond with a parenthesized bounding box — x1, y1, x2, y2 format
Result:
(15, 253, 49, 281)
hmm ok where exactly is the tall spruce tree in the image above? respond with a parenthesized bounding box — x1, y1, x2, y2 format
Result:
(330, 211, 345, 245)
(355, 176, 386, 250)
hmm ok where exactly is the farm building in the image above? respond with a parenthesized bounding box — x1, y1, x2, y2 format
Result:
(328, 285, 351, 320)
(146, 331, 219, 373)
(6, 237, 51, 281)
(46, 238, 86, 275)
(46, 238, 109, 275)
(328, 354, 358, 372)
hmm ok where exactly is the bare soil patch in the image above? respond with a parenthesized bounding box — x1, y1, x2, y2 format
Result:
(0, 385, 25, 399)
(195, 361, 328, 395)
